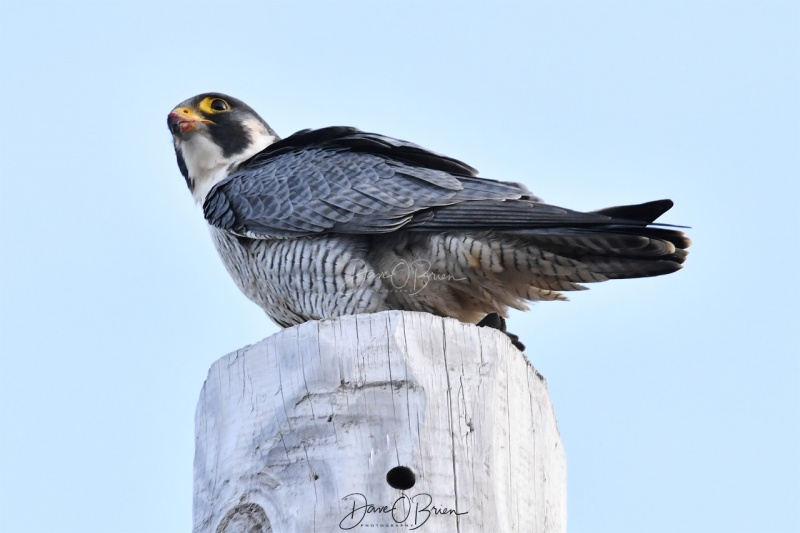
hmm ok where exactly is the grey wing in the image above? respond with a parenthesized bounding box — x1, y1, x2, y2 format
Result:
(203, 128, 689, 264)
(203, 145, 529, 239)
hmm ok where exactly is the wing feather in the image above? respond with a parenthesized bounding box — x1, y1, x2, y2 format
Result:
(204, 128, 525, 238)
(203, 127, 689, 257)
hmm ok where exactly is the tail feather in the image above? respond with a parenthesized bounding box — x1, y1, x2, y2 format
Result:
(590, 199, 674, 223)
(526, 230, 677, 257)
(577, 256, 684, 279)
(375, 199, 690, 323)
(525, 226, 689, 280)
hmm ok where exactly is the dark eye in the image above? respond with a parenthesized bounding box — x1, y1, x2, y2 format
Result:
(210, 99, 229, 111)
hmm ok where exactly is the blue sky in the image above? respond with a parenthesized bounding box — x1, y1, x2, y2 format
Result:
(1, 1, 798, 532)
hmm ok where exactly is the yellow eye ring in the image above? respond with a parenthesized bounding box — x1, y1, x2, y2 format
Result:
(199, 97, 231, 114)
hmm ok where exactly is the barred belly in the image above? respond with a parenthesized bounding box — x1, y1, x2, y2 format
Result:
(209, 227, 389, 327)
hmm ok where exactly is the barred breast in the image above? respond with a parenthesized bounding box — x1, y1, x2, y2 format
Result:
(209, 227, 390, 327)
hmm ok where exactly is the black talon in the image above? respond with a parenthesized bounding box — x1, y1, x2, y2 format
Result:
(477, 312, 505, 331)
(477, 313, 525, 351)
(505, 332, 525, 352)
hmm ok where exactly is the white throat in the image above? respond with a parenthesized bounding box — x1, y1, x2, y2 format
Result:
(180, 117, 277, 204)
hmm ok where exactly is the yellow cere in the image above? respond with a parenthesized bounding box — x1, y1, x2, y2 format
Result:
(171, 106, 215, 125)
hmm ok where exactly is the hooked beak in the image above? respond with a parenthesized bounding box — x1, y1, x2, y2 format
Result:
(168, 107, 214, 138)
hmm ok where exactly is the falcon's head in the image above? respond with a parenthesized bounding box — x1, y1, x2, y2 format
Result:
(168, 93, 279, 203)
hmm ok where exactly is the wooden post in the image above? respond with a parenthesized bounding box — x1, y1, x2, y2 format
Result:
(193, 310, 566, 532)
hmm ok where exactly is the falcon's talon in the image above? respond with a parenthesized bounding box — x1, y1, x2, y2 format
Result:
(167, 92, 691, 348)
(506, 334, 525, 352)
(477, 314, 525, 351)
(477, 313, 506, 332)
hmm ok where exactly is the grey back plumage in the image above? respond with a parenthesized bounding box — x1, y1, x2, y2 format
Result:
(198, 124, 690, 328)
(204, 127, 528, 238)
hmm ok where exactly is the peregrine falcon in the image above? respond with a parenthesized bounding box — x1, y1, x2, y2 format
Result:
(168, 92, 690, 343)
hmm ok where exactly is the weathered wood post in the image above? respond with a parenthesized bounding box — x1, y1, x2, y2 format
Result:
(193, 310, 566, 532)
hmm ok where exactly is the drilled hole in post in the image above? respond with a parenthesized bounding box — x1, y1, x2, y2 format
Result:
(386, 466, 416, 490)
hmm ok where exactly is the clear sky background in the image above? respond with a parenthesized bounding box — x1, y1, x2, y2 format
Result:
(1, 1, 798, 532)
